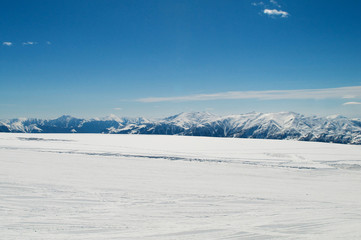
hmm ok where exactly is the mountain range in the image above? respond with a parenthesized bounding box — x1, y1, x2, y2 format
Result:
(1, 112, 361, 144)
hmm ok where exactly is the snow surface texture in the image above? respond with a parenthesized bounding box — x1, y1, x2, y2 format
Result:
(1, 133, 361, 239)
(1, 112, 361, 144)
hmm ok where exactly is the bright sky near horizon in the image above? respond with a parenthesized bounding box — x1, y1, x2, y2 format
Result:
(1, 0, 361, 119)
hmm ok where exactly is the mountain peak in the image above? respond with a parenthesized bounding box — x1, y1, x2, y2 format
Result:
(55, 115, 75, 121)
(166, 111, 216, 120)
(101, 114, 122, 122)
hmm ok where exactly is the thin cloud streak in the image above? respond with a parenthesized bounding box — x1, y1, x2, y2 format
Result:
(22, 41, 37, 46)
(343, 102, 361, 105)
(137, 86, 361, 103)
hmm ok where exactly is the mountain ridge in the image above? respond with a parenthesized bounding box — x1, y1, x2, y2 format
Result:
(1, 112, 361, 145)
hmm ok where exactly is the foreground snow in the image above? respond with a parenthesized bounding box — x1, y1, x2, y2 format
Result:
(1, 133, 361, 239)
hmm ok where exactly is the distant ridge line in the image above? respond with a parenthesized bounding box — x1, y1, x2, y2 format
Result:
(1, 112, 361, 145)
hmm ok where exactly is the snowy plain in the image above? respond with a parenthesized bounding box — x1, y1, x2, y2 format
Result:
(1, 133, 361, 239)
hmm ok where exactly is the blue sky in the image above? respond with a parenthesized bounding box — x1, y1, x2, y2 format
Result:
(1, 0, 361, 118)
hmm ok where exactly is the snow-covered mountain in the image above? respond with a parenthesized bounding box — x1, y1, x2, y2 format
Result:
(1, 112, 361, 144)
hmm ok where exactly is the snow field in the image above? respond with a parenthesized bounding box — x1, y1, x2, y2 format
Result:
(1, 133, 361, 239)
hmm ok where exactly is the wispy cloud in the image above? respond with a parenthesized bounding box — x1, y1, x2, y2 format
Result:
(343, 102, 361, 105)
(113, 107, 123, 111)
(3, 41, 51, 46)
(137, 86, 361, 103)
(252, 1, 264, 6)
(270, 0, 281, 7)
(263, 9, 289, 18)
(2, 42, 13, 46)
(22, 41, 37, 46)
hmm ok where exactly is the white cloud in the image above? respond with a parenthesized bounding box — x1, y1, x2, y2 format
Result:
(22, 41, 37, 46)
(264, 9, 289, 18)
(113, 108, 123, 111)
(343, 102, 361, 105)
(2, 42, 13, 46)
(46, 41, 52, 45)
(137, 86, 361, 103)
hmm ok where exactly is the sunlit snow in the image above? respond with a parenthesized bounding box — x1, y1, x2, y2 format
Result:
(1, 133, 361, 239)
